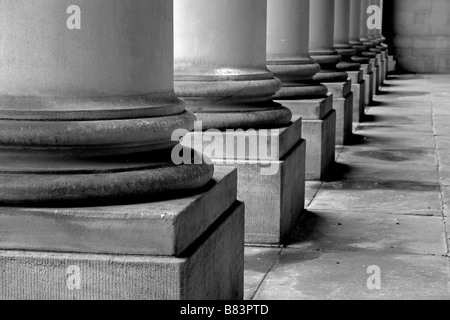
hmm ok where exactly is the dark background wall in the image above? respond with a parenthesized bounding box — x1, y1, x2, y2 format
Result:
(383, 0, 450, 73)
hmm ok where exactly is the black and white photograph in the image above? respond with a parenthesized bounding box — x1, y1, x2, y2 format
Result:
(0, 0, 449, 305)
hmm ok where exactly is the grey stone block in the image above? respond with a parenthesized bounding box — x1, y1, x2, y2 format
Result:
(184, 118, 306, 245)
(322, 81, 354, 145)
(278, 95, 336, 181)
(0, 201, 245, 300)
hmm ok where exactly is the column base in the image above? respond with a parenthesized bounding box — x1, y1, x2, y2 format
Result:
(347, 70, 366, 126)
(0, 168, 244, 300)
(183, 118, 306, 245)
(278, 95, 336, 181)
(322, 80, 354, 146)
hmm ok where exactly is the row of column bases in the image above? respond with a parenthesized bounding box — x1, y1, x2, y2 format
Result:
(0, 0, 397, 300)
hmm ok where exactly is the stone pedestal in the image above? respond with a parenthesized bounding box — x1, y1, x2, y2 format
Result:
(0, 168, 244, 300)
(362, 63, 374, 107)
(183, 119, 305, 244)
(322, 80, 353, 145)
(348, 70, 366, 125)
(388, 55, 397, 73)
(282, 95, 336, 181)
(0, 0, 244, 300)
(175, 0, 306, 245)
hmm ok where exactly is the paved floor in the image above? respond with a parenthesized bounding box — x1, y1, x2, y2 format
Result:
(244, 74, 450, 300)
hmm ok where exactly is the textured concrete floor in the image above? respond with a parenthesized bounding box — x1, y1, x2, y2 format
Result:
(244, 74, 450, 300)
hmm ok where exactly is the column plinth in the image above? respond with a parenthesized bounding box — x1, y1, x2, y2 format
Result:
(267, 0, 328, 99)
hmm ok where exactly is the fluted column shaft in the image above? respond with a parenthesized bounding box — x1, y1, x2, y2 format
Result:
(174, 0, 291, 130)
(266, 0, 327, 99)
(0, 0, 213, 205)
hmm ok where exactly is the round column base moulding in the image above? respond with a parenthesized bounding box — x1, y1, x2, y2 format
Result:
(188, 102, 293, 131)
(313, 71, 349, 83)
(0, 111, 196, 157)
(362, 51, 377, 58)
(175, 77, 282, 105)
(0, 93, 185, 121)
(335, 47, 358, 59)
(0, 149, 214, 207)
(267, 59, 321, 82)
(352, 56, 371, 64)
(273, 82, 329, 100)
(337, 61, 362, 72)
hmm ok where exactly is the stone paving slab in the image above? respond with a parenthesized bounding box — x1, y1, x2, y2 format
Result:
(305, 181, 322, 208)
(309, 180, 442, 216)
(287, 210, 447, 255)
(244, 247, 281, 300)
(323, 162, 439, 184)
(362, 113, 433, 126)
(338, 146, 437, 166)
(245, 74, 450, 300)
(253, 250, 450, 300)
(348, 129, 435, 149)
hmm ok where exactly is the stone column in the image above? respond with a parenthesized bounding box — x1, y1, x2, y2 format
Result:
(351, 0, 376, 104)
(372, 0, 389, 81)
(334, 0, 366, 125)
(0, 0, 243, 300)
(362, 0, 383, 92)
(176, 0, 306, 245)
(310, 0, 354, 145)
(267, 0, 336, 180)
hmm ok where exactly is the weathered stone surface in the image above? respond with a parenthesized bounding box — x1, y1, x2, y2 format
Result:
(215, 140, 306, 245)
(289, 210, 447, 255)
(184, 117, 306, 244)
(244, 247, 281, 300)
(362, 64, 374, 106)
(254, 250, 450, 300)
(0, 201, 245, 300)
(281, 95, 336, 180)
(322, 81, 354, 145)
(245, 75, 450, 301)
(348, 70, 366, 124)
(0, 167, 238, 257)
(183, 117, 303, 161)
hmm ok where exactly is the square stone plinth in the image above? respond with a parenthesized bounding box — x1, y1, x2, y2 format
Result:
(372, 56, 381, 95)
(322, 80, 354, 146)
(0, 167, 238, 257)
(348, 70, 366, 125)
(388, 55, 397, 73)
(380, 52, 387, 84)
(362, 63, 374, 106)
(279, 95, 336, 181)
(183, 118, 306, 245)
(0, 201, 245, 300)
